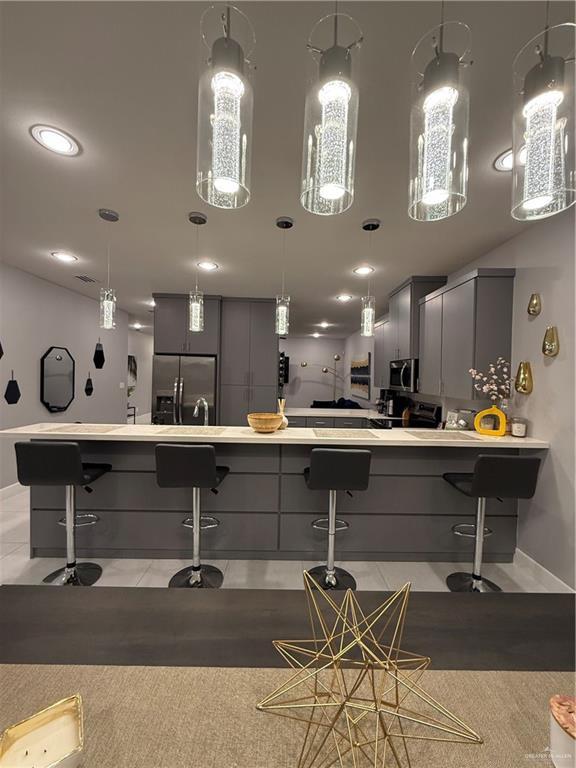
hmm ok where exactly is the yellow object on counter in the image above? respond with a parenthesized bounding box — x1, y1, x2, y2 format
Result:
(474, 405, 507, 437)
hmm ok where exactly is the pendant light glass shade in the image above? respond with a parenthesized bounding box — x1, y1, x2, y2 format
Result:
(189, 290, 204, 333)
(300, 13, 362, 216)
(360, 295, 375, 337)
(196, 4, 255, 210)
(99, 288, 116, 330)
(511, 23, 575, 221)
(275, 295, 290, 336)
(409, 22, 471, 221)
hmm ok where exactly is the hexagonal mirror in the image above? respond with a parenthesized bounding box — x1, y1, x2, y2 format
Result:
(40, 346, 75, 413)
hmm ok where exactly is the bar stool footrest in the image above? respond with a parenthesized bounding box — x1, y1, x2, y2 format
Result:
(311, 518, 349, 532)
(58, 513, 100, 528)
(451, 523, 493, 539)
(181, 516, 221, 531)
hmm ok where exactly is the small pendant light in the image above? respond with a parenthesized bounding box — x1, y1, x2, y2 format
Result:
(300, 7, 362, 216)
(511, 6, 575, 220)
(360, 219, 379, 337)
(98, 208, 119, 330)
(408, 5, 471, 221)
(188, 212, 208, 333)
(196, 4, 255, 210)
(275, 217, 293, 336)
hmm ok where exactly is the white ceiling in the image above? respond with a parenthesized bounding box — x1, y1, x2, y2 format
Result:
(1, 1, 574, 336)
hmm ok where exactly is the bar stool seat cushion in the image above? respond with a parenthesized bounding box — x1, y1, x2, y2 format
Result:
(443, 472, 474, 497)
(82, 463, 112, 486)
(155, 444, 229, 489)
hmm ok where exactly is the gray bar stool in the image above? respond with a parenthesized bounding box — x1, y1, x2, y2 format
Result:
(304, 448, 372, 591)
(15, 441, 111, 586)
(444, 454, 541, 592)
(155, 444, 229, 588)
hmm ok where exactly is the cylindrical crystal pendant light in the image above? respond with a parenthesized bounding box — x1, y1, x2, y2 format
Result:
(188, 212, 208, 332)
(408, 17, 471, 221)
(511, 18, 575, 220)
(196, 4, 255, 210)
(275, 217, 294, 336)
(300, 12, 362, 216)
(98, 208, 119, 330)
(359, 219, 379, 337)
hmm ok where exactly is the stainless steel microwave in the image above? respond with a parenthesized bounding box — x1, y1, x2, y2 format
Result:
(389, 359, 418, 393)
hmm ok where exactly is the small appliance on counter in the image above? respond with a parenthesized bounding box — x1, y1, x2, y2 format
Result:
(376, 389, 411, 418)
(445, 409, 476, 431)
(371, 400, 441, 430)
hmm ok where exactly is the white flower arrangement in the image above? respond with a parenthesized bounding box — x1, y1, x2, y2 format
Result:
(469, 357, 511, 402)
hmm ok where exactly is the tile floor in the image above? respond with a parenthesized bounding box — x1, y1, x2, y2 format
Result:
(1, 490, 571, 592)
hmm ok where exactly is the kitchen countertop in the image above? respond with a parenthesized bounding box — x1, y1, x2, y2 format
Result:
(285, 407, 381, 419)
(0, 423, 549, 449)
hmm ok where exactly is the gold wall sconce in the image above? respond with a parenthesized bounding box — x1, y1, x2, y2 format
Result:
(527, 293, 542, 316)
(542, 326, 560, 357)
(515, 361, 534, 394)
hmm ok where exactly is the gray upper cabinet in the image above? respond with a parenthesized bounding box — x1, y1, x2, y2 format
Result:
(387, 276, 446, 361)
(418, 294, 442, 396)
(373, 320, 392, 390)
(418, 269, 515, 400)
(249, 302, 278, 386)
(220, 300, 251, 385)
(154, 295, 220, 355)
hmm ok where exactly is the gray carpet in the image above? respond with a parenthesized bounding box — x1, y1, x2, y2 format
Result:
(0, 665, 571, 767)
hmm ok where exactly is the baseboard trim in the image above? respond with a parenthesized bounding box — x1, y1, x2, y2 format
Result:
(514, 548, 574, 593)
(0, 483, 24, 501)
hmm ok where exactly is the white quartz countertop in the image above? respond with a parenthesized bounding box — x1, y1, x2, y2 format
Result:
(0, 423, 549, 449)
(285, 408, 381, 419)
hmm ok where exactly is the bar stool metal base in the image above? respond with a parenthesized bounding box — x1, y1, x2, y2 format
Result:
(43, 562, 102, 586)
(446, 571, 501, 593)
(307, 565, 356, 591)
(169, 564, 223, 589)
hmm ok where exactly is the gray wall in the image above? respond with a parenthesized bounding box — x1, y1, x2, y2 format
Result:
(0, 264, 129, 488)
(451, 211, 575, 588)
(127, 330, 153, 423)
(280, 337, 345, 407)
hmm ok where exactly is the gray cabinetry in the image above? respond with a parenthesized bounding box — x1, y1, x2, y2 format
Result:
(220, 300, 251, 385)
(249, 302, 278, 386)
(418, 269, 515, 400)
(373, 320, 392, 389)
(154, 295, 220, 355)
(306, 416, 335, 428)
(387, 276, 446, 360)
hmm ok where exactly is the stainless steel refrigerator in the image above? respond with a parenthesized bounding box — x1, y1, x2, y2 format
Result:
(151, 355, 217, 425)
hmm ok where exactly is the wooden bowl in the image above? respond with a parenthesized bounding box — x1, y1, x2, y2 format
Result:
(247, 412, 283, 433)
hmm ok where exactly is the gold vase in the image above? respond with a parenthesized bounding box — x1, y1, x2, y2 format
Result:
(527, 293, 541, 316)
(542, 326, 559, 357)
(515, 361, 533, 394)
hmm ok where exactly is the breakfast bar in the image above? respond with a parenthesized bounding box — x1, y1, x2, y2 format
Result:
(3, 423, 548, 563)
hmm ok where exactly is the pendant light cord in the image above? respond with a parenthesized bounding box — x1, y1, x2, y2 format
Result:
(439, 0, 445, 53)
(281, 229, 286, 297)
(367, 230, 373, 297)
(106, 242, 111, 289)
(544, 0, 550, 55)
(334, 0, 338, 46)
(195, 225, 200, 293)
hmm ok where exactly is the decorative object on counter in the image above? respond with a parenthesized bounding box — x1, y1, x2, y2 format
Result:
(275, 216, 293, 336)
(188, 212, 208, 332)
(277, 398, 288, 430)
(511, 416, 528, 437)
(469, 357, 512, 402)
(474, 404, 507, 437)
(84, 373, 94, 397)
(40, 347, 75, 413)
(550, 695, 575, 768)
(196, 4, 254, 209)
(0, 695, 84, 768)
(4, 371, 21, 405)
(92, 340, 105, 369)
(247, 412, 283, 433)
(350, 353, 371, 400)
(408, 11, 471, 221)
(511, 17, 575, 221)
(300, 10, 362, 216)
(515, 360, 534, 394)
(543, 325, 560, 357)
(527, 292, 542, 316)
(98, 208, 119, 330)
(258, 574, 482, 767)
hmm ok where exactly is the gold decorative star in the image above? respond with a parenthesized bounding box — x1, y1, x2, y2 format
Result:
(257, 571, 482, 767)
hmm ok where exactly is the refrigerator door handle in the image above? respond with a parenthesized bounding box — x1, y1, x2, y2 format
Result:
(178, 378, 184, 425)
(172, 378, 179, 424)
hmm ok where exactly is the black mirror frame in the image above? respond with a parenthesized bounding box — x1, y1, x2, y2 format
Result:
(40, 346, 76, 413)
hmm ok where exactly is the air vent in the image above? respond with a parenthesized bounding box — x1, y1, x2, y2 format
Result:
(75, 275, 100, 284)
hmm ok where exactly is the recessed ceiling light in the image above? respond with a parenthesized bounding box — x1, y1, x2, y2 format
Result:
(336, 294, 353, 302)
(30, 125, 80, 156)
(132, 322, 143, 330)
(312, 332, 321, 338)
(197, 260, 219, 271)
(319, 321, 331, 328)
(146, 299, 156, 308)
(51, 251, 78, 263)
(493, 149, 514, 172)
(353, 265, 374, 276)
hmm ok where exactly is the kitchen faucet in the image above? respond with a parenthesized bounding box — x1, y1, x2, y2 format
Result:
(193, 397, 209, 426)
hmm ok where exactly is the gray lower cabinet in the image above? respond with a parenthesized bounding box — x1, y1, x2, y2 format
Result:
(286, 416, 306, 427)
(154, 295, 221, 355)
(332, 418, 369, 428)
(306, 417, 335, 428)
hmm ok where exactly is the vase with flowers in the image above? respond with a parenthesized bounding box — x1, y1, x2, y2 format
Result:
(469, 358, 512, 436)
